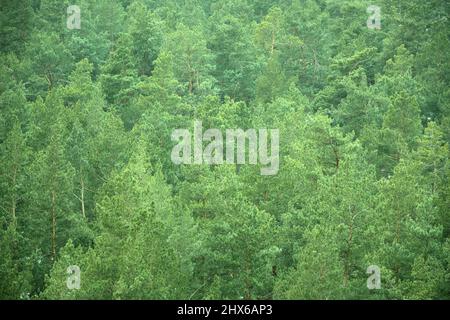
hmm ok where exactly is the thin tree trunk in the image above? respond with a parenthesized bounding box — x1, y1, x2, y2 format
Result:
(51, 190, 57, 261)
(80, 176, 86, 219)
(344, 217, 353, 287)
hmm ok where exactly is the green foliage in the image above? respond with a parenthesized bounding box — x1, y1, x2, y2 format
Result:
(0, 0, 449, 300)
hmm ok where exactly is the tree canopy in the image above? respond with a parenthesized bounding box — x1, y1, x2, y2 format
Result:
(0, 0, 449, 300)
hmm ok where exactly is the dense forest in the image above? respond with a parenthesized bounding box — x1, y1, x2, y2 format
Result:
(0, 0, 449, 300)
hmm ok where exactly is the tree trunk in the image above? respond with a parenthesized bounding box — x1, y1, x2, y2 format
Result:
(51, 190, 57, 261)
(80, 176, 86, 219)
